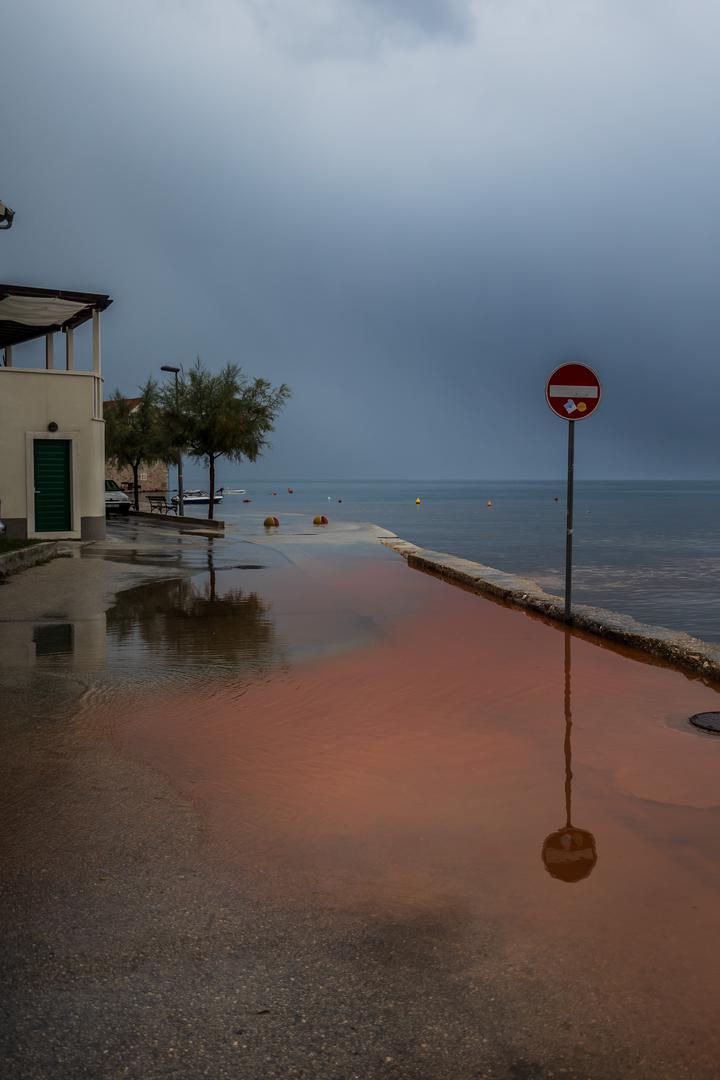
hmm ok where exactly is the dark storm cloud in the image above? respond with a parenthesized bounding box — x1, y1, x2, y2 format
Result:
(2, 0, 720, 478)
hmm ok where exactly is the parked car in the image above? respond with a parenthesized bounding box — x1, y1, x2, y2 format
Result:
(105, 479, 131, 516)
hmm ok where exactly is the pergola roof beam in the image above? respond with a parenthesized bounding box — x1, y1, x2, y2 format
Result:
(0, 284, 112, 349)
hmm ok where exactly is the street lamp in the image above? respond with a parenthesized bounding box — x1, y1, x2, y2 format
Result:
(0, 201, 15, 229)
(160, 365, 184, 517)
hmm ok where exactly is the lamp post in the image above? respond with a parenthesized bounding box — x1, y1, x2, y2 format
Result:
(0, 201, 14, 230)
(160, 365, 184, 517)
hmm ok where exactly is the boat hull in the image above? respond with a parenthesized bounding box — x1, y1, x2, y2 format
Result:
(171, 494, 223, 506)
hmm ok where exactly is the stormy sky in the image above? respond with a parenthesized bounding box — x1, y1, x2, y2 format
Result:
(3, 0, 720, 479)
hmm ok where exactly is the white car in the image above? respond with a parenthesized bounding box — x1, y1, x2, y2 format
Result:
(105, 479, 131, 516)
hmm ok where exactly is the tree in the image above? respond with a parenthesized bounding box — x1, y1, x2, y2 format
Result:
(104, 379, 169, 511)
(171, 360, 290, 520)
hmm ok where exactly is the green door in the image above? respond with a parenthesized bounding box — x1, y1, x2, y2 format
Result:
(33, 439, 72, 532)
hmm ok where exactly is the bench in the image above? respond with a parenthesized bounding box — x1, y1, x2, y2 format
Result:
(147, 494, 177, 515)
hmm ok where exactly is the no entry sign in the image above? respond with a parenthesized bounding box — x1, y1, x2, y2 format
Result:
(546, 363, 601, 421)
(546, 361, 603, 623)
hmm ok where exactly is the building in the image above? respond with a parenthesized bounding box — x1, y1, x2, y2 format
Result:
(103, 396, 169, 494)
(0, 283, 112, 540)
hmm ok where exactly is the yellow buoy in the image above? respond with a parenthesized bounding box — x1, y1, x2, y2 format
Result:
(415, 497, 421, 505)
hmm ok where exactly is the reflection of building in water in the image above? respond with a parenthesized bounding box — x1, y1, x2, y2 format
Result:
(0, 615, 107, 670)
(541, 632, 598, 884)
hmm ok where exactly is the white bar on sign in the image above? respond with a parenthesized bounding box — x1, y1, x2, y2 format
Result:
(549, 384, 598, 398)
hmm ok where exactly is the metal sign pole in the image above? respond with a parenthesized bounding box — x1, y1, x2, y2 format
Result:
(546, 362, 600, 624)
(564, 420, 575, 622)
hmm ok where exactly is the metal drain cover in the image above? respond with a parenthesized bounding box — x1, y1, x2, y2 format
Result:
(688, 712, 720, 734)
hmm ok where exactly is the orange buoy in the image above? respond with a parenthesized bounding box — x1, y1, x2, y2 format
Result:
(313, 515, 329, 525)
(264, 516, 280, 527)
(288, 488, 294, 493)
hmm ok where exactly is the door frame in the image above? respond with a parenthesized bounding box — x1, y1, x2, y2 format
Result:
(26, 431, 81, 539)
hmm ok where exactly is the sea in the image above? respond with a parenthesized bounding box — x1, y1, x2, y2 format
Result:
(182, 476, 720, 643)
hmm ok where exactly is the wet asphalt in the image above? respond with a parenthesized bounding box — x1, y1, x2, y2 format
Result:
(0, 518, 717, 1079)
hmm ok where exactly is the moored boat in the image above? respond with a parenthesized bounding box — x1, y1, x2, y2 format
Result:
(171, 490, 223, 506)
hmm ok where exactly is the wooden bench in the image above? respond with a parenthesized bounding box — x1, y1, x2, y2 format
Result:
(146, 494, 177, 515)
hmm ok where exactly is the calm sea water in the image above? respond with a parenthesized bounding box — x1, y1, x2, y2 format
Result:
(184, 476, 720, 642)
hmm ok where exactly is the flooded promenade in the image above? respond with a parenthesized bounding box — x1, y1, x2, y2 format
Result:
(2, 516, 720, 1079)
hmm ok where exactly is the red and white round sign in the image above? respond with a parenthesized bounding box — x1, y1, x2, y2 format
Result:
(546, 363, 601, 421)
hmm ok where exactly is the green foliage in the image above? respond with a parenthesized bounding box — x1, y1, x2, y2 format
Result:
(165, 359, 290, 518)
(104, 379, 169, 510)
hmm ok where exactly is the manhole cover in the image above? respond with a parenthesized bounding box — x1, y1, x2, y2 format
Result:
(688, 712, 720, 734)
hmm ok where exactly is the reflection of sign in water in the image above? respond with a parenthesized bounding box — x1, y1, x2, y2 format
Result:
(542, 827, 597, 884)
(541, 632, 598, 884)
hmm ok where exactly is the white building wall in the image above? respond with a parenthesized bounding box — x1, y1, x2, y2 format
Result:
(0, 368, 106, 540)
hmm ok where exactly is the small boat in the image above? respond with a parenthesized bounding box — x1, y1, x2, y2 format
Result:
(172, 490, 223, 506)
(217, 488, 246, 495)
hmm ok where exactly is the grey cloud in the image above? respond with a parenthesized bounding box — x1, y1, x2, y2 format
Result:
(3, 0, 720, 478)
(361, 0, 474, 37)
(246, 0, 475, 57)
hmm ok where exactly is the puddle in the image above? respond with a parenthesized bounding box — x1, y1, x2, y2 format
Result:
(103, 557, 720, 1069)
(106, 570, 281, 672)
(32, 623, 75, 657)
(3, 544, 720, 1074)
(0, 671, 89, 727)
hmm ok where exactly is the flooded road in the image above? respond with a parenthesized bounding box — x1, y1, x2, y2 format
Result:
(2, 518, 720, 1078)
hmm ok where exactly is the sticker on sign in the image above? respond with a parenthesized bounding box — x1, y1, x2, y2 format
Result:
(546, 363, 601, 420)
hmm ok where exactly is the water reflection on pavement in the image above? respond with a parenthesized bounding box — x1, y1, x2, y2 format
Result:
(2, 519, 720, 1079)
(540, 632, 598, 884)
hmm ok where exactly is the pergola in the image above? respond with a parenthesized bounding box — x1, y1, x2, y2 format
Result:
(0, 283, 112, 370)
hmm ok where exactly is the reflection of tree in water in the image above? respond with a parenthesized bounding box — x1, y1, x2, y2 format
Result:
(541, 632, 598, 884)
(107, 567, 280, 669)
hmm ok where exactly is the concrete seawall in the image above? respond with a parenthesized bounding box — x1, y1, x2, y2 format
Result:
(380, 535, 720, 683)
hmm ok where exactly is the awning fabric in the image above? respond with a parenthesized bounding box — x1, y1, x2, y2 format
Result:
(0, 284, 112, 348)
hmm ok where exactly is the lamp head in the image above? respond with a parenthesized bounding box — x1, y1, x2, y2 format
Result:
(0, 201, 15, 230)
